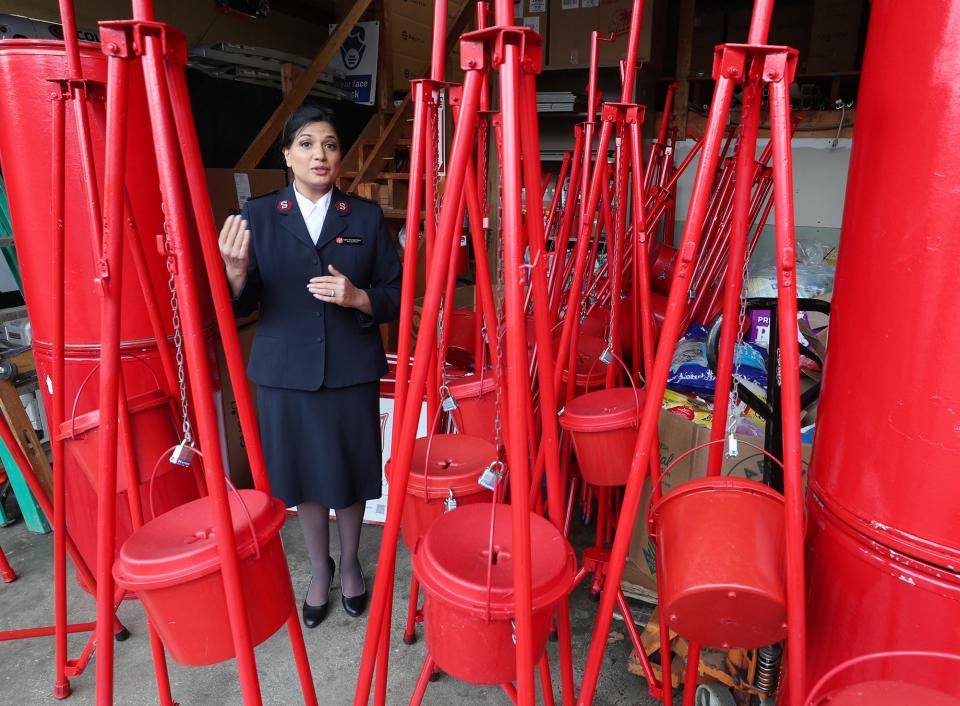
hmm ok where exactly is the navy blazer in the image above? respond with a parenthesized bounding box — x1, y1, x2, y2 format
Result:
(232, 185, 402, 390)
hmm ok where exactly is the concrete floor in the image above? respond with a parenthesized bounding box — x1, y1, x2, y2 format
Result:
(0, 513, 683, 705)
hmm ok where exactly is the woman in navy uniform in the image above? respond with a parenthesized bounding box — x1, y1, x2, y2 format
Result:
(219, 104, 402, 627)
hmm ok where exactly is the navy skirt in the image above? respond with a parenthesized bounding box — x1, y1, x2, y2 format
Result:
(257, 381, 383, 509)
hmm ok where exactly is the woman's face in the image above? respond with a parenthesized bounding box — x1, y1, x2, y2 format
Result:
(283, 120, 342, 199)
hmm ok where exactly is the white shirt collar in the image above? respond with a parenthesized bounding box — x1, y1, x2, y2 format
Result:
(293, 185, 333, 244)
(293, 184, 332, 217)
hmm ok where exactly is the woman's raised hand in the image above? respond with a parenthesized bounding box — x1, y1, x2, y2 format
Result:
(219, 215, 251, 297)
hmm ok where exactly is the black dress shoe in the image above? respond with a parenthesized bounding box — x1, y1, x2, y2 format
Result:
(341, 569, 368, 618)
(302, 556, 336, 629)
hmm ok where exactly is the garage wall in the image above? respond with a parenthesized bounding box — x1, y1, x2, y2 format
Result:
(6, 1, 330, 59)
(671, 136, 853, 264)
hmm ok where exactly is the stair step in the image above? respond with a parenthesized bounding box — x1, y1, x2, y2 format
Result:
(360, 138, 412, 147)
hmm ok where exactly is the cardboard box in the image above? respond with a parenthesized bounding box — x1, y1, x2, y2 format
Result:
(622, 408, 813, 594)
(216, 320, 259, 490)
(388, 12, 433, 59)
(392, 50, 431, 92)
(205, 169, 288, 225)
(387, 0, 469, 27)
(548, 0, 652, 68)
(807, 0, 865, 73)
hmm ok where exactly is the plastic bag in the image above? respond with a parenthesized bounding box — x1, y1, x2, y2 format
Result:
(667, 324, 768, 397)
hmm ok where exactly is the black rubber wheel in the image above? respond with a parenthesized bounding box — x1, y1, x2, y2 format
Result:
(0, 362, 18, 382)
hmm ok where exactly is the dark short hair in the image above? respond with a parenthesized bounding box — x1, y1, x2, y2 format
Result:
(280, 104, 339, 150)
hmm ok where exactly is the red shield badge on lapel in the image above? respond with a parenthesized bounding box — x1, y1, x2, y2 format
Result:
(277, 198, 292, 212)
(334, 199, 351, 215)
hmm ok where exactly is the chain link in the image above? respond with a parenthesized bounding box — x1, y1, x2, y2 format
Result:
(161, 204, 193, 445)
(430, 90, 442, 234)
(493, 126, 506, 457)
(430, 91, 448, 394)
(608, 129, 625, 351)
(727, 83, 754, 437)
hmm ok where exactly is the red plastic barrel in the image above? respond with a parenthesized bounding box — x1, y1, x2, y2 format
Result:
(446, 372, 496, 443)
(385, 434, 495, 550)
(805, 496, 960, 690)
(650, 243, 677, 296)
(806, 0, 960, 571)
(0, 40, 209, 579)
(652, 477, 786, 648)
(805, 652, 960, 706)
(0, 40, 189, 346)
(557, 333, 608, 393)
(114, 490, 291, 666)
(445, 309, 477, 370)
(559, 387, 643, 486)
(58, 389, 178, 494)
(804, 0, 960, 690)
(413, 503, 575, 685)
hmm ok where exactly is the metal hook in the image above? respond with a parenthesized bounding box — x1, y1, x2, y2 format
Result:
(830, 99, 846, 150)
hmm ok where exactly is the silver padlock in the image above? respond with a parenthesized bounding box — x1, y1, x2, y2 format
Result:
(442, 395, 459, 412)
(727, 433, 739, 458)
(599, 347, 614, 365)
(443, 489, 458, 512)
(478, 461, 503, 492)
(170, 440, 196, 467)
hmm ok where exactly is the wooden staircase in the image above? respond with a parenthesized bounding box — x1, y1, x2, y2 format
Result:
(338, 104, 414, 217)
(335, 0, 475, 218)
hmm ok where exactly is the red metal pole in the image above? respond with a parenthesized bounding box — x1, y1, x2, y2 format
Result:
(139, 28, 265, 705)
(92, 45, 131, 705)
(554, 119, 616, 406)
(606, 117, 630, 389)
(499, 32, 538, 703)
(121, 191, 179, 396)
(0, 544, 14, 583)
(131, 0, 156, 21)
(115, 384, 176, 706)
(747, 0, 773, 43)
(705, 73, 761, 466)
(767, 57, 806, 706)
(392, 80, 430, 450)
(164, 56, 274, 497)
(576, 64, 738, 706)
(430, 0, 448, 82)
(519, 67, 575, 706)
(354, 67, 484, 705)
(49, 83, 71, 702)
(548, 125, 585, 319)
(0, 622, 99, 641)
(619, 0, 645, 103)
(425, 99, 440, 426)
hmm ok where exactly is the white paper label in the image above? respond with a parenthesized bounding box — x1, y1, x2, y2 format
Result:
(522, 16, 540, 33)
(561, 0, 579, 9)
(233, 173, 252, 210)
(530, 0, 546, 12)
(582, 0, 599, 8)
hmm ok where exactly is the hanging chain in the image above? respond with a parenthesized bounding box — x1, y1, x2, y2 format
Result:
(431, 90, 443, 234)
(492, 126, 506, 457)
(161, 203, 193, 447)
(431, 90, 448, 394)
(608, 126, 626, 354)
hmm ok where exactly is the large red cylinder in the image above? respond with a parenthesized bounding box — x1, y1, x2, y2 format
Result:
(806, 0, 960, 687)
(0, 40, 203, 581)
